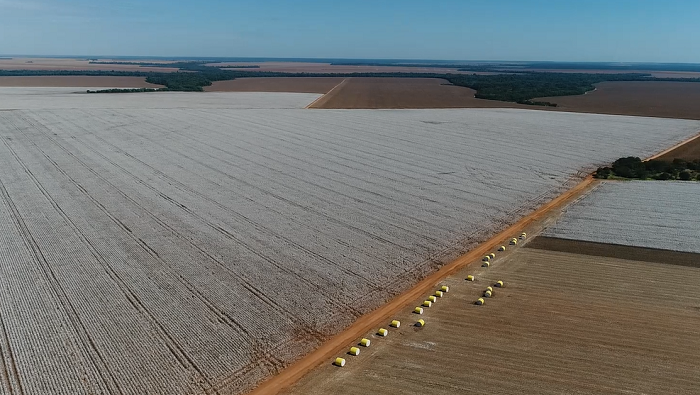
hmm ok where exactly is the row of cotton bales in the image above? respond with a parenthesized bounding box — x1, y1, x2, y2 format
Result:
(475, 281, 505, 305)
(333, 231, 528, 367)
(482, 232, 527, 267)
(333, 285, 450, 367)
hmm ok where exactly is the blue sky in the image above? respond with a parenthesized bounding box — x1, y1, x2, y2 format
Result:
(1, 0, 699, 62)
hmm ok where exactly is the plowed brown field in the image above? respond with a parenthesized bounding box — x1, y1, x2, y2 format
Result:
(535, 81, 700, 120)
(0, 76, 162, 88)
(309, 77, 525, 109)
(285, 244, 700, 395)
(205, 77, 344, 93)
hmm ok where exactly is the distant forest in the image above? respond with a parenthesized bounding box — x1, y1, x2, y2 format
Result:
(3, 61, 699, 104)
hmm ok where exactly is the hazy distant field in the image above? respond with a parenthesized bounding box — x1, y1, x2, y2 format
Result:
(309, 77, 525, 109)
(0, 76, 162, 87)
(0, 90, 698, 394)
(536, 81, 700, 120)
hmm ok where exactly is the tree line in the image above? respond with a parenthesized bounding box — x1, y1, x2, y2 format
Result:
(2, 65, 698, 103)
(595, 157, 700, 181)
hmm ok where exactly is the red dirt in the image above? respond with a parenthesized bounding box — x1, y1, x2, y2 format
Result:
(309, 77, 525, 109)
(536, 81, 700, 120)
(205, 77, 345, 93)
(0, 76, 162, 88)
(248, 176, 596, 395)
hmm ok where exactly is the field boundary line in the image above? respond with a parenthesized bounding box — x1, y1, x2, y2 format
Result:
(248, 174, 597, 395)
(647, 130, 700, 160)
(305, 78, 349, 109)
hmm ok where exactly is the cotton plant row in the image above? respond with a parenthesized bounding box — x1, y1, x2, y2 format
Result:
(0, 105, 697, 394)
(544, 180, 700, 253)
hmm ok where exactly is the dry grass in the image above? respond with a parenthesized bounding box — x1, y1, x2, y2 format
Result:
(285, 244, 700, 395)
(0, 76, 162, 88)
(535, 81, 700, 120)
(309, 77, 525, 109)
(205, 77, 344, 93)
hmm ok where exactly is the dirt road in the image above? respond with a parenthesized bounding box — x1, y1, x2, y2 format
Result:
(248, 175, 596, 395)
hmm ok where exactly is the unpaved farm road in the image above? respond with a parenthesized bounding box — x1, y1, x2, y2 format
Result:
(249, 175, 595, 394)
(248, 130, 700, 395)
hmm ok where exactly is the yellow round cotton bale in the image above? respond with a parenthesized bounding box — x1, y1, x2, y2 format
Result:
(422, 300, 432, 307)
(482, 256, 491, 262)
(489, 253, 496, 259)
(334, 357, 346, 367)
(349, 347, 360, 356)
(414, 306, 424, 314)
(495, 280, 504, 288)
(390, 320, 401, 328)
(510, 239, 518, 245)
(466, 275, 475, 281)
(484, 290, 492, 298)
(435, 290, 443, 298)
(486, 286, 493, 292)
(498, 245, 506, 251)
(482, 261, 490, 267)
(377, 328, 388, 336)
(416, 319, 425, 327)
(428, 295, 437, 303)
(440, 285, 449, 293)
(360, 338, 371, 347)
(476, 298, 485, 306)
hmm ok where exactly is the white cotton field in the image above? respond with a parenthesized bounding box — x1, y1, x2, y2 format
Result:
(0, 91, 698, 394)
(543, 180, 700, 253)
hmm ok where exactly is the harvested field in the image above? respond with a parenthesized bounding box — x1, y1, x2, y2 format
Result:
(205, 77, 344, 93)
(543, 181, 700, 253)
(0, 57, 179, 72)
(656, 133, 700, 161)
(285, 246, 700, 395)
(0, 76, 162, 88)
(0, 90, 699, 394)
(309, 77, 525, 109)
(535, 81, 700, 120)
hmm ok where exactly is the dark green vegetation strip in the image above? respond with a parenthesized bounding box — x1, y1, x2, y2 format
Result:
(595, 157, 700, 181)
(2, 61, 699, 103)
(526, 236, 700, 268)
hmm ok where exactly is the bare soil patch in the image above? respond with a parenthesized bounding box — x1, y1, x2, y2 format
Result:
(0, 57, 179, 72)
(309, 77, 525, 109)
(205, 77, 344, 93)
(526, 236, 700, 268)
(535, 81, 700, 120)
(0, 76, 162, 88)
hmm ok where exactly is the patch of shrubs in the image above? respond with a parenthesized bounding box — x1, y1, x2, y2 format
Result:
(594, 157, 700, 181)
